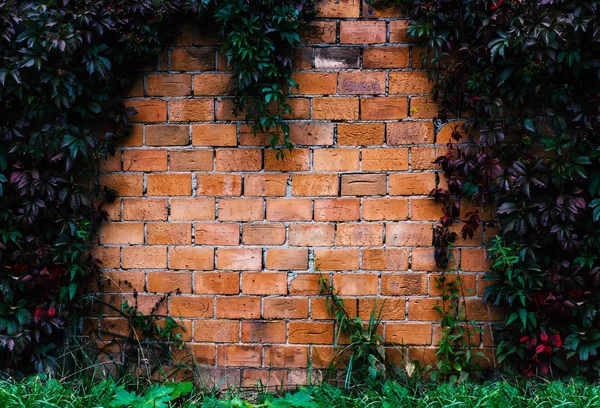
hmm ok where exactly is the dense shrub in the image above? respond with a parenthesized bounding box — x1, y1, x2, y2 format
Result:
(400, 0, 600, 377)
(0, 0, 315, 373)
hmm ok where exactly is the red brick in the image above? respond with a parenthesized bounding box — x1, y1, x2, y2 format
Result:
(242, 321, 287, 343)
(170, 247, 214, 270)
(318, 0, 360, 17)
(98, 150, 120, 171)
(382, 274, 428, 296)
(429, 273, 477, 297)
(289, 123, 334, 146)
(122, 246, 167, 269)
(92, 246, 121, 269)
(338, 72, 385, 94)
(123, 198, 168, 220)
(313, 148, 359, 171)
(314, 248, 359, 271)
(360, 97, 408, 120)
(147, 271, 192, 293)
(187, 344, 217, 366)
(363, 46, 409, 68)
(265, 346, 309, 368)
(289, 274, 322, 295)
(264, 148, 310, 171)
(195, 223, 239, 245)
(410, 97, 442, 119)
(292, 174, 338, 196)
(170, 48, 215, 71)
(340, 21, 386, 44)
(461, 248, 489, 271)
(389, 173, 437, 195)
(291, 72, 337, 95)
(146, 222, 192, 245)
(146, 74, 191, 96)
(266, 198, 312, 221)
(289, 224, 335, 246)
(311, 297, 357, 320)
(386, 223, 432, 246)
(147, 174, 192, 196)
(389, 20, 411, 42)
(242, 272, 287, 295)
(313, 98, 359, 120)
(197, 174, 242, 196)
(146, 125, 190, 146)
(411, 248, 439, 271)
(263, 298, 309, 319)
(362, 198, 408, 220)
(100, 174, 143, 196)
(100, 222, 144, 245)
(216, 297, 260, 319)
(192, 124, 236, 146)
(465, 299, 503, 321)
(266, 248, 309, 270)
(170, 150, 214, 171)
(122, 150, 167, 172)
(193, 73, 234, 95)
(216, 248, 262, 270)
(194, 272, 240, 295)
(244, 174, 288, 196)
(337, 123, 384, 146)
(289, 322, 334, 344)
(411, 146, 438, 170)
(359, 297, 405, 320)
(385, 323, 432, 345)
(389, 72, 431, 94)
(340, 174, 386, 196)
(410, 198, 442, 220)
(215, 149, 261, 171)
(215, 99, 244, 121)
(387, 122, 434, 145)
(218, 345, 261, 366)
(283, 98, 311, 119)
(218, 198, 263, 221)
(170, 198, 215, 221)
(332, 273, 378, 295)
(242, 224, 286, 245)
(337, 223, 383, 246)
(241, 369, 287, 388)
(125, 100, 167, 123)
(294, 47, 313, 70)
(300, 21, 336, 44)
(169, 99, 214, 122)
(118, 124, 143, 147)
(363, 248, 409, 270)
(98, 271, 145, 293)
(408, 298, 444, 321)
(195, 320, 239, 342)
(314, 198, 360, 221)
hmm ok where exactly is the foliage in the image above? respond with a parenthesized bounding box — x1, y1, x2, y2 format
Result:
(396, 0, 600, 378)
(0, 0, 316, 373)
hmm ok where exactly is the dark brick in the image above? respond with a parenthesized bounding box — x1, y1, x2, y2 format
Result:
(315, 47, 360, 69)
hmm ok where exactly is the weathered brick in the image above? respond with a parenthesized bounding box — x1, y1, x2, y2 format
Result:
(363, 248, 409, 270)
(359, 297, 405, 320)
(215, 99, 244, 121)
(194, 272, 240, 295)
(314, 248, 359, 271)
(125, 100, 167, 123)
(216, 297, 260, 319)
(411, 248, 439, 271)
(123, 198, 169, 220)
(264, 148, 310, 171)
(146, 125, 190, 146)
(314, 198, 360, 221)
(146, 74, 191, 96)
(340, 174, 386, 196)
(332, 273, 378, 295)
(195, 320, 239, 342)
(100, 174, 143, 197)
(242, 272, 288, 294)
(300, 21, 336, 44)
(242, 321, 287, 343)
(242, 224, 286, 245)
(313, 98, 359, 120)
(385, 323, 432, 345)
(263, 298, 309, 319)
(289, 274, 322, 295)
(289, 123, 334, 146)
(197, 174, 242, 196)
(100, 222, 144, 245)
(147, 271, 192, 293)
(386, 223, 432, 246)
(389, 72, 431, 94)
(360, 97, 408, 120)
(192, 124, 236, 146)
(289, 322, 334, 344)
(410, 96, 442, 119)
(291, 72, 337, 95)
(314, 47, 360, 69)
(411, 146, 438, 170)
(170, 48, 216, 71)
(147, 174, 192, 196)
(193, 73, 234, 96)
(338, 72, 385, 95)
(461, 248, 489, 271)
(363, 46, 410, 68)
(294, 47, 313, 70)
(123, 246, 167, 269)
(216, 149, 261, 171)
(340, 21, 386, 44)
(408, 298, 443, 321)
(382, 274, 428, 296)
(387, 122, 434, 144)
(337, 223, 383, 246)
(265, 345, 309, 367)
(265, 248, 309, 270)
(389, 173, 437, 196)
(363, 198, 409, 221)
(266, 198, 312, 221)
(122, 150, 167, 172)
(195, 223, 239, 245)
(292, 174, 338, 196)
(313, 148, 360, 171)
(244, 174, 288, 197)
(389, 20, 411, 42)
(337, 123, 385, 146)
(216, 248, 262, 270)
(217, 345, 261, 366)
(218, 198, 264, 221)
(410, 198, 442, 220)
(170, 150, 214, 171)
(318, 0, 360, 17)
(170, 247, 214, 270)
(169, 99, 214, 122)
(170, 198, 215, 221)
(146, 222, 192, 245)
(289, 224, 335, 246)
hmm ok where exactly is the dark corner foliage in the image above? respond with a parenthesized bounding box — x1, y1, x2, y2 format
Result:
(394, 0, 600, 378)
(0, 0, 316, 373)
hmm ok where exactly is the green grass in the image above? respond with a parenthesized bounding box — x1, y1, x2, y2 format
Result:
(2, 376, 600, 407)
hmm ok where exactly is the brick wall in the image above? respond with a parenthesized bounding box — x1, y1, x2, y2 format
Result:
(92, 0, 498, 387)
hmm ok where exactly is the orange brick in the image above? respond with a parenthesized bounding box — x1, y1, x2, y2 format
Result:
(265, 345, 309, 367)
(146, 125, 190, 146)
(362, 198, 408, 220)
(332, 273, 378, 295)
(146, 222, 192, 245)
(389, 20, 410, 42)
(147, 174, 192, 196)
(283, 98, 311, 119)
(314, 248, 359, 271)
(337, 223, 383, 246)
(195, 320, 239, 342)
(340, 21, 386, 44)
(147, 271, 192, 293)
(386, 223, 432, 246)
(337, 123, 384, 146)
(363, 46, 409, 68)
(197, 174, 242, 196)
(389, 72, 431, 94)
(436, 121, 466, 144)
(122, 246, 167, 269)
(100, 198, 121, 221)
(289, 274, 322, 295)
(363, 248, 409, 271)
(216, 248, 262, 270)
(92, 246, 120, 269)
(216, 296, 260, 319)
(192, 124, 236, 146)
(429, 273, 477, 297)
(291, 72, 337, 95)
(98, 270, 145, 293)
(461, 248, 489, 271)
(117, 124, 143, 147)
(382, 274, 428, 296)
(123, 198, 168, 220)
(300, 21, 336, 44)
(215, 149, 261, 171)
(170, 48, 215, 71)
(218, 345, 261, 366)
(313, 148, 359, 171)
(242, 272, 288, 294)
(389, 173, 437, 195)
(266, 248, 309, 270)
(187, 344, 216, 366)
(241, 369, 288, 388)
(318, 0, 360, 17)
(338, 72, 385, 94)
(124, 100, 167, 123)
(218, 198, 263, 221)
(169, 99, 214, 122)
(146, 74, 191, 96)
(266, 198, 312, 221)
(357, 297, 403, 321)
(292, 174, 338, 196)
(411, 146, 438, 170)
(100, 222, 144, 245)
(244, 174, 288, 197)
(289, 224, 335, 246)
(170, 150, 214, 171)
(385, 323, 432, 345)
(289, 123, 334, 146)
(313, 97, 359, 120)
(294, 47, 313, 70)
(360, 97, 408, 120)
(170, 198, 215, 221)
(363, 0, 408, 18)
(100, 174, 143, 197)
(410, 96, 442, 119)
(408, 298, 443, 321)
(193, 73, 234, 95)
(289, 322, 334, 344)
(311, 297, 357, 320)
(194, 272, 240, 295)
(242, 224, 286, 245)
(169, 247, 214, 270)
(215, 99, 244, 120)
(387, 122, 434, 145)
(242, 321, 286, 343)
(98, 150, 120, 171)
(263, 298, 308, 319)
(411, 248, 439, 271)
(340, 174, 386, 196)
(410, 198, 442, 220)
(314, 198, 359, 221)
(122, 150, 167, 172)
(264, 148, 310, 171)
(465, 299, 503, 321)
(195, 223, 239, 245)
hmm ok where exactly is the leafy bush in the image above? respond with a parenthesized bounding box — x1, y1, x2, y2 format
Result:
(0, 0, 315, 373)
(400, 0, 600, 377)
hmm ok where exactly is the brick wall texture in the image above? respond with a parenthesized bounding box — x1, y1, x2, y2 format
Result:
(92, 0, 498, 387)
